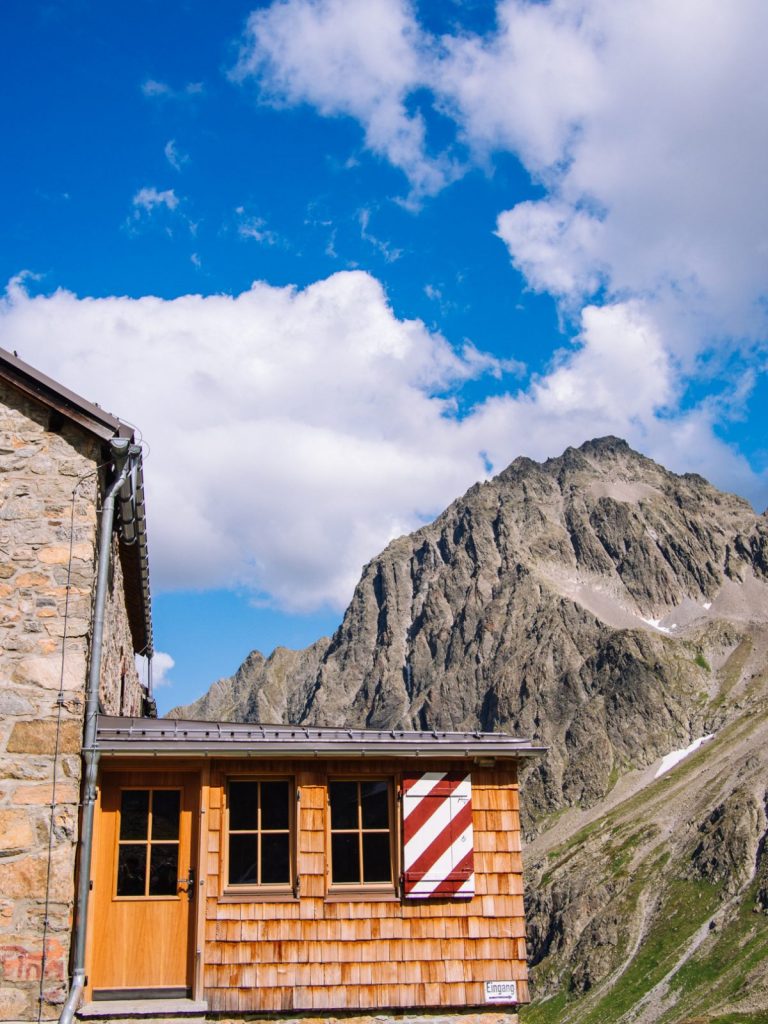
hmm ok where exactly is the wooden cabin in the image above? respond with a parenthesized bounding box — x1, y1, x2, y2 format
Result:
(85, 717, 544, 1020)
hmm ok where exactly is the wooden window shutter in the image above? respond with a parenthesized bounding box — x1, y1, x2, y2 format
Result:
(402, 771, 474, 898)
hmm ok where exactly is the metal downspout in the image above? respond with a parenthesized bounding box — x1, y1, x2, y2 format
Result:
(59, 439, 136, 1024)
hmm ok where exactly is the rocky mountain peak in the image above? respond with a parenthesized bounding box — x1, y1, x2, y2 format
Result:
(169, 436, 768, 1022)
(171, 437, 768, 819)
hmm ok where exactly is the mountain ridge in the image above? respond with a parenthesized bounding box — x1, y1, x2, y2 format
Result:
(169, 437, 768, 1021)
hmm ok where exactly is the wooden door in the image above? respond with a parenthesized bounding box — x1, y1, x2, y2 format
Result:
(90, 770, 198, 998)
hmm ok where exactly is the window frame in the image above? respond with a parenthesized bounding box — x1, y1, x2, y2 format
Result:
(222, 775, 297, 899)
(326, 776, 399, 899)
(113, 786, 183, 902)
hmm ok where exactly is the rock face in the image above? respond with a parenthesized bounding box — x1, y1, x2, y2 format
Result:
(171, 436, 768, 820)
(172, 436, 768, 1022)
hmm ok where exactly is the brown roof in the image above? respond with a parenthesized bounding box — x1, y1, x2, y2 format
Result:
(0, 346, 133, 441)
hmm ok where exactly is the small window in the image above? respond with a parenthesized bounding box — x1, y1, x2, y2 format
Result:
(116, 788, 180, 898)
(226, 779, 293, 889)
(329, 780, 394, 887)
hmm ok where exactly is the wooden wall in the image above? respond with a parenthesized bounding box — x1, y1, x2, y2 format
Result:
(202, 758, 529, 1014)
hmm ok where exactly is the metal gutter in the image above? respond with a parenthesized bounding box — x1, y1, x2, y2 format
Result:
(96, 716, 547, 761)
(116, 450, 153, 659)
(59, 441, 137, 1024)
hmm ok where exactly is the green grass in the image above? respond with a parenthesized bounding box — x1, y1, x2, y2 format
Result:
(605, 826, 658, 877)
(710, 636, 752, 707)
(523, 876, 721, 1024)
(658, 878, 768, 1022)
(519, 988, 569, 1024)
(694, 652, 711, 671)
(580, 879, 720, 1024)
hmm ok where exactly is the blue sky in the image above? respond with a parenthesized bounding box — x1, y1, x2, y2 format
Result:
(2, 0, 766, 713)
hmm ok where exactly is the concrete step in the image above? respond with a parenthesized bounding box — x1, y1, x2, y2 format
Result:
(77, 998, 207, 1023)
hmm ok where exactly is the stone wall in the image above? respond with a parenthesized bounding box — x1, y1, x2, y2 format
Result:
(99, 536, 144, 717)
(0, 379, 145, 1020)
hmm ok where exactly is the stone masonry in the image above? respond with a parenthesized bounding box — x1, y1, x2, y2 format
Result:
(0, 378, 144, 1021)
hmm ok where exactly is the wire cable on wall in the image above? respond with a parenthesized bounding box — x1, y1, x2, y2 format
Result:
(37, 462, 105, 1021)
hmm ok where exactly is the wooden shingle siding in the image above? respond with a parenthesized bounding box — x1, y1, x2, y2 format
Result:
(201, 758, 530, 1012)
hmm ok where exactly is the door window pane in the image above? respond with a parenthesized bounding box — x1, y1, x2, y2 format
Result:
(120, 790, 149, 840)
(117, 845, 147, 896)
(152, 790, 180, 840)
(116, 788, 183, 898)
(149, 843, 179, 896)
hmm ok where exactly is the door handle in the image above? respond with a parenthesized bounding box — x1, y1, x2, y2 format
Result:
(177, 867, 195, 892)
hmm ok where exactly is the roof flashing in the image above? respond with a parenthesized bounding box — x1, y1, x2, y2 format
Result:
(95, 715, 547, 760)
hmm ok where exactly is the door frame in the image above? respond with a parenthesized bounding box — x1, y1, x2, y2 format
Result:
(85, 763, 205, 1002)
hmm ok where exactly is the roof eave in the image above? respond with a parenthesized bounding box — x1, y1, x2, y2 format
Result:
(0, 346, 130, 441)
(96, 742, 547, 759)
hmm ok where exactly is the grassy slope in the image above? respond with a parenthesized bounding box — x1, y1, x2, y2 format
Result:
(520, 632, 768, 1024)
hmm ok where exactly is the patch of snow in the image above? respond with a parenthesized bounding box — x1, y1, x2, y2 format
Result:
(655, 734, 715, 778)
(641, 617, 673, 634)
(703, 602, 712, 610)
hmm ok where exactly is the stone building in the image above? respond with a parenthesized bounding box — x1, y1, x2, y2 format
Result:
(0, 348, 154, 1022)
(0, 347, 545, 1024)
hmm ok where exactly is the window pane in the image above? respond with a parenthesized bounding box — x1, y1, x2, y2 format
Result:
(330, 782, 358, 830)
(361, 781, 389, 829)
(261, 781, 289, 830)
(117, 844, 146, 896)
(152, 790, 180, 840)
(229, 834, 258, 885)
(149, 843, 179, 896)
(261, 833, 290, 884)
(229, 781, 258, 831)
(332, 832, 360, 883)
(120, 790, 149, 841)
(363, 832, 392, 882)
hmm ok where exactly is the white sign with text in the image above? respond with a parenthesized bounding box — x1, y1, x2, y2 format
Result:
(484, 980, 518, 1003)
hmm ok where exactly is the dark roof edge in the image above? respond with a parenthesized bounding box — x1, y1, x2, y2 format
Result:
(0, 348, 153, 656)
(0, 346, 132, 441)
(95, 715, 547, 760)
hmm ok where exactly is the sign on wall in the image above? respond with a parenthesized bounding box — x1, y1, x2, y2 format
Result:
(484, 980, 518, 1003)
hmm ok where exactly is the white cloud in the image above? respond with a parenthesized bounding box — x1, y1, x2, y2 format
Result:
(359, 208, 402, 262)
(164, 140, 189, 172)
(0, 273, 509, 609)
(231, 0, 456, 199)
(496, 200, 605, 301)
(235, 207, 277, 244)
(132, 187, 179, 214)
(476, 0, 768, 358)
(135, 651, 176, 689)
(233, 0, 768, 361)
(3, 273, 765, 616)
(142, 79, 204, 99)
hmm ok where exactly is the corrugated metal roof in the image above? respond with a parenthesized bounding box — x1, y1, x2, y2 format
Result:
(95, 715, 547, 760)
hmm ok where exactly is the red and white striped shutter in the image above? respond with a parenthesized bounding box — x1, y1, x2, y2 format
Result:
(402, 771, 474, 899)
